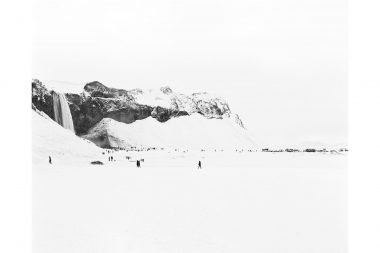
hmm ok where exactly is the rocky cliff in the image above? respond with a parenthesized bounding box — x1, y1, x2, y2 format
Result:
(31, 79, 246, 136)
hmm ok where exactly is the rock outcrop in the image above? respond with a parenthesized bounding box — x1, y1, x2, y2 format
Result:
(31, 80, 247, 136)
(32, 79, 55, 120)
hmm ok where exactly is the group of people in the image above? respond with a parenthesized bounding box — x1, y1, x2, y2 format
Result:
(48, 154, 202, 169)
(109, 154, 143, 167)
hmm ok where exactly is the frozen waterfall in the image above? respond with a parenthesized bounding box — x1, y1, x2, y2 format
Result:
(52, 91, 75, 133)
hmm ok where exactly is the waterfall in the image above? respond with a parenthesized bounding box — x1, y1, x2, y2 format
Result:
(52, 91, 75, 133)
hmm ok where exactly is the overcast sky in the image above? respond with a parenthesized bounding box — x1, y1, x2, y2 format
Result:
(33, 0, 347, 147)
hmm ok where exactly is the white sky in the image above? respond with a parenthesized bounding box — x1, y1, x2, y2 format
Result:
(33, 0, 347, 147)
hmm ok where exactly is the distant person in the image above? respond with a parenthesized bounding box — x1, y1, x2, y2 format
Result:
(198, 161, 202, 169)
(49, 156, 52, 164)
(136, 160, 140, 168)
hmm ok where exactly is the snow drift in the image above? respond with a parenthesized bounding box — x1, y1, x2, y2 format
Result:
(82, 114, 256, 150)
(32, 109, 103, 165)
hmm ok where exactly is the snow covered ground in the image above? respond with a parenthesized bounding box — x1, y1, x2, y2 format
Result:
(33, 155, 346, 253)
(33, 109, 347, 253)
(32, 109, 103, 165)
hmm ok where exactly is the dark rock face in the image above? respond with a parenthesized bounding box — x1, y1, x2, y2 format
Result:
(68, 96, 106, 135)
(105, 105, 153, 124)
(160, 86, 173, 94)
(31, 79, 246, 136)
(66, 95, 153, 135)
(84, 81, 134, 100)
(151, 106, 189, 122)
(32, 79, 54, 120)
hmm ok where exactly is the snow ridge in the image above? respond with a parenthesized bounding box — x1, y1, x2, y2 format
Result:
(82, 114, 256, 150)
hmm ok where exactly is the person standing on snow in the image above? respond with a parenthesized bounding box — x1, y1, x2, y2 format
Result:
(198, 161, 202, 169)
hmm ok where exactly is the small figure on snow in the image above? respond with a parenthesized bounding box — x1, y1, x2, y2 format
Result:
(49, 156, 52, 164)
(198, 161, 202, 169)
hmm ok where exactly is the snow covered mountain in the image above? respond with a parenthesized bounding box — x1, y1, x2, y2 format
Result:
(32, 79, 255, 149)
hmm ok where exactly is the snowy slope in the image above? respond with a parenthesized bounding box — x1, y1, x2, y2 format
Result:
(82, 114, 256, 150)
(32, 109, 104, 165)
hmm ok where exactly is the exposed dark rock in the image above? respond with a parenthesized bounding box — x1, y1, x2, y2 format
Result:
(31, 79, 246, 137)
(84, 81, 134, 100)
(105, 105, 153, 124)
(160, 86, 173, 94)
(65, 94, 154, 134)
(31, 79, 54, 120)
(151, 106, 190, 122)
